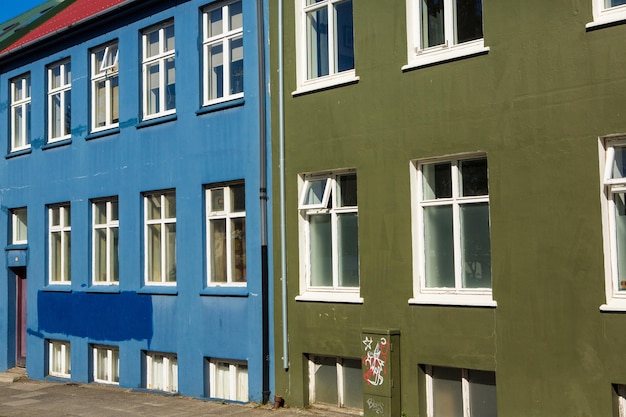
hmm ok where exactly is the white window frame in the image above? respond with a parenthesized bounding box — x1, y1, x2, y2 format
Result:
(47, 59, 72, 142)
(206, 183, 247, 286)
(296, 170, 362, 303)
(11, 207, 27, 245)
(49, 203, 71, 284)
(208, 359, 249, 402)
(144, 191, 176, 285)
(145, 352, 178, 393)
(424, 365, 496, 417)
(48, 340, 70, 378)
(10, 74, 31, 152)
(202, 0, 244, 106)
(141, 21, 176, 120)
(308, 356, 362, 410)
(92, 198, 119, 285)
(93, 345, 119, 385)
(588, 0, 626, 28)
(409, 154, 495, 307)
(294, 0, 359, 95)
(403, 0, 489, 70)
(91, 41, 119, 132)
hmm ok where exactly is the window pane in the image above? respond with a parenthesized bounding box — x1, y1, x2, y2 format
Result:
(421, 0, 445, 48)
(607, 0, 626, 8)
(13, 106, 23, 146)
(424, 205, 455, 288)
(236, 364, 248, 402)
(230, 37, 244, 95)
(334, 0, 354, 73)
(209, 44, 224, 99)
(112, 349, 120, 382)
(460, 203, 491, 288)
(110, 200, 119, 221)
(230, 1, 243, 30)
(231, 184, 245, 212)
(209, 8, 223, 37)
(337, 213, 359, 287)
(148, 224, 161, 282)
(165, 58, 176, 111)
(211, 219, 227, 282)
(95, 80, 107, 127)
(51, 65, 62, 89)
(307, 7, 329, 79)
(63, 206, 71, 226)
(96, 348, 108, 380)
(469, 370, 497, 417)
(309, 214, 332, 287)
(51, 232, 61, 281)
(52, 93, 62, 138)
(64, 62, 72, 85)
(147, 63, 160, 114)
(165, 223, 176, 282)
(164, 25, 175, 52)
(615, 193, 626, 290)
(432, 367, 463, 417)
(338, 174, 357, 207)
(64, 233, 71, 282)
(211, 188, 225, 212)
(612, 146, 626, 179)
(95, 229, 107, 282)
(63, 90, 71, 136)
(232, 218, 246, 282)
(303, 179, 328, 206)
(422, 163, 452, 200)
(111, 227, 119, 282)
(94, 202, 107, 225)
(460, 158, 488, 197)
(164, 192, 176, 218)
(313, 357, 338, 406)
(111, 76, 120, 123)
(25, 102, 31, 145)
(147, 194, 162, 220)
(51, 207, 60, 226)
(455, 0, 483, 44)
(147, 30, 160, 57)
(216, 362, 230, 399)
(13, 208, 27, 243)
(342, 359, 363, 409)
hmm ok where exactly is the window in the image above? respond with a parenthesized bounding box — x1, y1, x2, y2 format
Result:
(203, 1, 244, 105)
(207, 183, 246, 285)
(145, 352, 178, 392)
(9, 74, 31, 152)
(93, 345, 119, 384)
(615, 384, 626, 417)
(11, 208, 27, 245)
(308, 355, 362, 410)
(144, 191, 176, 284)
(404, 0, 488, 69)
(142, 21, 175, 119)
(424, 365, 497, 417)
(207, 359, 248, 402)
(411, 155, 493, 305)
(91, 42, 119, 131)
(298, 171, 360, 301)
(590, 0, 626, 27)
(295, 0, 357, 92)
(48, 340, 70, 378)
(49, 204, 71, 284)
(92, 198, 119, 284)
(47, 60, 71, 142)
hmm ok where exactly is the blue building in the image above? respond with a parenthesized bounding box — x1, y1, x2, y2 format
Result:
(0, 0, 272, 402)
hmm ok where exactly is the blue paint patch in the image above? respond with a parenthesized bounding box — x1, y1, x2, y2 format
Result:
(37, 291, 153, 342)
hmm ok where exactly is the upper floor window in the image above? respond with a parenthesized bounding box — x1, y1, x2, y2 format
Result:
(47, 59, 72, 142)
(92, 198, 119, 285)
(297, 171, 360, 302)
(295, 0, 357, 93)
(207, 183, 246, 285)
(142, 21, 175, 119)
(203, 1, 244, 105)
(144, 190, 176, 285)
(10, 74, 31, 152)
(589, 0, 626, 27)
(411, 155, 494, 306)
(49, 203, 71, 284)
(11, 208, 27, 245)
(91, 42, 119, 132)
(404, 0, 488, 69)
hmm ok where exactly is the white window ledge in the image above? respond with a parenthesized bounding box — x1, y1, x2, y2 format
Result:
(403, 42, 489, 71)
(293, 71, 359, 96)
(409, 294, 496, 308)
(587, 8, 626, 29)
(600, 298, 626, 312)
(295, 291, 363, 304)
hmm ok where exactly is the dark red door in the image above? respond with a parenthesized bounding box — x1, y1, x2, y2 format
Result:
(16, 270, 26, 367)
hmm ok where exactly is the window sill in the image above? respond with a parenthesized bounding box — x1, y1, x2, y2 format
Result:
(200, 286, 249, 297)
(409, 294, 497, 308)
(86, 127, 120, 141)
(42, 138, 72, 150)
(6, 148, 32, 159)
(6, 244, 28, 251)
(196, 97, 245, 115)
(402, 42, 489, 71)
(600, 299, 626, 312)
(587, 9, 626, 29)
(292, 71, 359, 96)
(138, 286, 178, 296)
(43, 285, 72, 293)
(295, 291, 363, 304)
(136, 113, 177, 129)
(87, 285, 120, 294)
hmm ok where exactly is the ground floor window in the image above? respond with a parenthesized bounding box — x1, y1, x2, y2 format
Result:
(48, 340, 70, 378)
(616, 384, 626, 417)
(206, 358, 248, 402)
(93, 345, 119, 384)
(424, 365, 497, 417)
(145, 351, 178, 392)
(308, 355, 362, 410)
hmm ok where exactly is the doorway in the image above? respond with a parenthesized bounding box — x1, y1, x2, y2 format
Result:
(15, 267, 26, 368)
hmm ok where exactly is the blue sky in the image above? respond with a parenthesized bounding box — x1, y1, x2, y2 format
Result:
(0, 0, 47, 25)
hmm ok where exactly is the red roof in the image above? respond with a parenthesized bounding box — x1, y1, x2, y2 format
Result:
(2, 0, 130, 55)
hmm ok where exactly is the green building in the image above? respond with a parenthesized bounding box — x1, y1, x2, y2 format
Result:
(271, 0, 626, 415)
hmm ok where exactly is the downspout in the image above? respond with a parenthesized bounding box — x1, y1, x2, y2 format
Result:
(257, 0, 271, 404)
(278, 0, 289, 370)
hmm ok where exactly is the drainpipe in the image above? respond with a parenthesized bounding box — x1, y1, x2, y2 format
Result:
(278, 0, 289, 370)
(257, 0, 271, 404)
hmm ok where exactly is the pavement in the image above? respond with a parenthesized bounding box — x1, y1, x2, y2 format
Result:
(0, 373, 354, 417)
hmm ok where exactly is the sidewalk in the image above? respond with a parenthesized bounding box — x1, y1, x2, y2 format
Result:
(0, 379, 354, 417)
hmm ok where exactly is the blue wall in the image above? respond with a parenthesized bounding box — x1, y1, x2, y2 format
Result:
(0, 0, 272, 402)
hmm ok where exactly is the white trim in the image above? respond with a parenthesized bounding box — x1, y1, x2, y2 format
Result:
(292, 72, 359, 96)
(409, 294, 496, 308)
(208, 358, 248, 402)
(587, 1, 626, 28)
(93, 345, 119, 385)
(48, 340, 70, 378)
(9, 74, 31, 152)
(47, 59, 72, 142)
(92, 198, 119, 285)
(90, 41, 119, 132)
(144, 191, 176, 285)
(141, 21, 176, 120)
(49, 204, 71, 284)
(11, 207, 27, 245)
(145, 351, 178, 392)
(295, 291, 363, 303)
